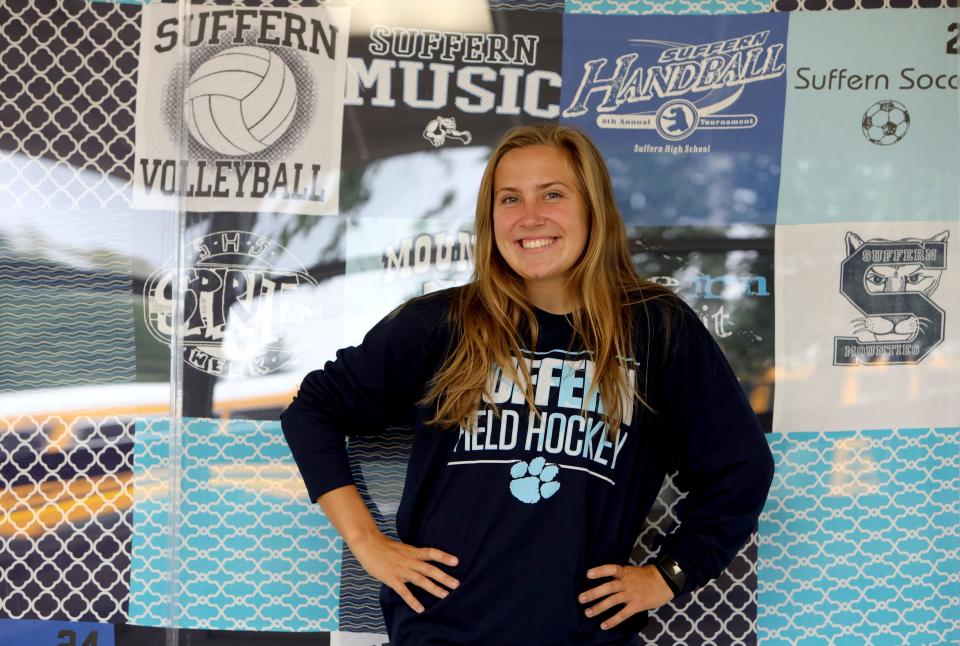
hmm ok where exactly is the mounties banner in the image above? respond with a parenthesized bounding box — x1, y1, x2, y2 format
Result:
(559, 12, 789, 226)
(774, 222, 959, 433)
(341, 5, 562, 165)
(133, 5, 350, 215)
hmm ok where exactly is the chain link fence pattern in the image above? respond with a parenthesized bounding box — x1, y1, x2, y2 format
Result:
(566, 0, 771, 13)
(0, 415, 134, 623)
(566, 0, 955, 11)
(0, 209, 136, 392)
(0, 0, 139, 211)
(638, 483, 760, 644)
(772, 0, 956, 10)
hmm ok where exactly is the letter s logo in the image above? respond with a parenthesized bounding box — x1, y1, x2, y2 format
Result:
(834, 233, 948, 366)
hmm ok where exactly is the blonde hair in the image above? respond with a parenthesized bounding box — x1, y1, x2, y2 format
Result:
(423, 124, 677, 437)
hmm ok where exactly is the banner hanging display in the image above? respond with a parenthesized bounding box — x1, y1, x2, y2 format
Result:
(4, 1, 960, 644)
(133, 4, 351, 215)
(630, 225, 775, 429)
(559, 12, 789, 227)
(343, 215, 474, 346)
(778, 9, 960, 225)
(341, 4, 562, 166)
(774, 222, 958, 432)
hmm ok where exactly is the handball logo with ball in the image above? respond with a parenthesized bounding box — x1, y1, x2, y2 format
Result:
(185, 46, 298, 156)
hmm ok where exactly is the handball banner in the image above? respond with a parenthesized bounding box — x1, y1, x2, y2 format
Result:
(559, 12, 789, 227)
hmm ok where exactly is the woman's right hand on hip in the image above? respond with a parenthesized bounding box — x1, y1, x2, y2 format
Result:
(351, 532, 460, 613)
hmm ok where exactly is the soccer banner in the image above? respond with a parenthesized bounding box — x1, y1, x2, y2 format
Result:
(559, 12, 789, 227)
(133, 4, 350, 215)
(778, 9, 959, 225)
(341, 3, 562, 166)
(773, 222, 958, 433)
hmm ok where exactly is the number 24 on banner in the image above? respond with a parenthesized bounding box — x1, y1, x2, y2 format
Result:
(57, 628, 99, 646)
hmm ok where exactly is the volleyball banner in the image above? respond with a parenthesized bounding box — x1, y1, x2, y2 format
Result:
(132, 5, 350, 215)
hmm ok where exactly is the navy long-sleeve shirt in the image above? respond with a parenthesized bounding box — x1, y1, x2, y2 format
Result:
(281, 287, 774, 645)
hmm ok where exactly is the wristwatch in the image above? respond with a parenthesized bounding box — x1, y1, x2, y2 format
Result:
(653, 554, 687, 596)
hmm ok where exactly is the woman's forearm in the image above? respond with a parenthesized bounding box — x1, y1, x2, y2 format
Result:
(317, 484, 383, 549)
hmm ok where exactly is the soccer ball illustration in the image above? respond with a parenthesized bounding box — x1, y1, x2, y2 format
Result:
(184, 46, 298, 156)
(861, 100, 910, 146)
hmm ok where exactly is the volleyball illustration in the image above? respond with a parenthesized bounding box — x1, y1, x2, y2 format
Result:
(184, 46, 298, 156)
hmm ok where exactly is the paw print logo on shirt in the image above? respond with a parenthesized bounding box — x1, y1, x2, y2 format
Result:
(509, 456, 560, 504)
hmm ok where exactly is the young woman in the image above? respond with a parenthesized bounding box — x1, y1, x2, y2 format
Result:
(281, 125, 774, 645)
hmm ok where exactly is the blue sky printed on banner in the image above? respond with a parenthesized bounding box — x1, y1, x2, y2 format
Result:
(759, 427, 960, 645)
(560, 12, 789, 226)
(129, 418, 342, 632)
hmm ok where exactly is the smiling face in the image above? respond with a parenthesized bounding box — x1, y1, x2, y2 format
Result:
(492, 145, 590, 310)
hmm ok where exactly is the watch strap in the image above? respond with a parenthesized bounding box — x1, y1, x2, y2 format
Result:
(654, 554, 686, 596)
